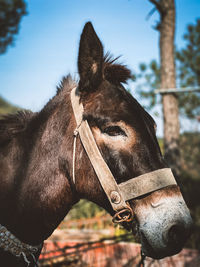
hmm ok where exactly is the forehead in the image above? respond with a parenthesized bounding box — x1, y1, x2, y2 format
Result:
(83, 81, 156, 130)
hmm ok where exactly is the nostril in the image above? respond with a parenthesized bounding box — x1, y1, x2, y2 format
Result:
(166, 223, 188, 247)
(168, 224, 184, 244)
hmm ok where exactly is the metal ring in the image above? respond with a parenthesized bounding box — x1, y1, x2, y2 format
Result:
(112, 205, 134, 224)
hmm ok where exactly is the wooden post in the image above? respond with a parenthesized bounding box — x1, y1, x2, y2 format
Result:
(150, 0, 180, 174)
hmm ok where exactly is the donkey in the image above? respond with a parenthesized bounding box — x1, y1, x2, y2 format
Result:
(0, 22, 192, 266)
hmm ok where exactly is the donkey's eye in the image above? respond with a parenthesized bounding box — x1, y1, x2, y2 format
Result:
(103, 126, 127, 137)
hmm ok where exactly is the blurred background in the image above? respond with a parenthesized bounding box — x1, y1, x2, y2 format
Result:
(0, 0, 200, 266)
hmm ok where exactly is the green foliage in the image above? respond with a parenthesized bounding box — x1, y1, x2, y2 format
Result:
(0, 0, 27, 54)
(136, 60, 160, 111)
(68, 200, 107, 220)
(176, 19, 200, 119)
(157, 137, 164, 154)
(176, 19, 200, 87)
(136, 19, 200, 119)
(179, 171, 200, 250)
(173, 133, 200, 249)
(180, 132, 200, 179)
(0, 96, 20, 115)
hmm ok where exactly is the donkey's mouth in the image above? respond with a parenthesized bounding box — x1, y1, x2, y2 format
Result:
(139, 231, 183, 259)
(139, 219, 191, 259)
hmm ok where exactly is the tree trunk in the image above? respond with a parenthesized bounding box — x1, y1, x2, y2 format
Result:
(150, 0, 180, 174)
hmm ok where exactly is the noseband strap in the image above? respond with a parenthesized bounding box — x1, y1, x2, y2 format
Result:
(70, 87, 177, 222)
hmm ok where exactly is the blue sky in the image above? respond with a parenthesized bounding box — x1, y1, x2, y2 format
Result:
(0, 0, 200, 135)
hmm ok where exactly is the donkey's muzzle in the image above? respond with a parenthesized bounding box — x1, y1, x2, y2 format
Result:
(136, 193, 193, 259)
(141, 218, 193, 259)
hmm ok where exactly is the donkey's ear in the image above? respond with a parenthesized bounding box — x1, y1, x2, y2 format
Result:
(78, 22, 103, 92)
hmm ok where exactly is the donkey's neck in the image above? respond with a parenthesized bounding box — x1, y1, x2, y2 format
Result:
(0, 82, 79, 245)
(19, 87, 80, 244)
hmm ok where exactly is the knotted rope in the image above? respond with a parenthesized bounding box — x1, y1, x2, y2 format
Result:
(0, 224, 41, 266)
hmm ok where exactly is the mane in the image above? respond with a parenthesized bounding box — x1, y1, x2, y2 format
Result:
(103, 53, 132, 84)
(56, 74, 77, 95)
(0, 110, 35, 143)
(57, 55, 132, 94)
(0, 75, 76, 145)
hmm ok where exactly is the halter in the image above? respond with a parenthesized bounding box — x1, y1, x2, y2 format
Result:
(71, 87, 177, 224)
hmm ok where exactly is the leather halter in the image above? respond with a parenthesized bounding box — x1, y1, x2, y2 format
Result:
(70, 87, 177, 223)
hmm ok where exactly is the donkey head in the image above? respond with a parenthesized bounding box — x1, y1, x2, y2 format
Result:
(74, 22, 192, 259)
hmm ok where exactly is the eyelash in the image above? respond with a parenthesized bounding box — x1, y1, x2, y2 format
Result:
(102, 126, 127, 137)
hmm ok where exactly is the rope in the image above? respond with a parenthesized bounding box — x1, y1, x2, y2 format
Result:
(31, 253, 39, 267)
(0, 224, 41, 266)
(137, 250, 146, 267)
(72, 129, 79, 184)
(20, 252, 39, 267)
(20, 252, 31, 266)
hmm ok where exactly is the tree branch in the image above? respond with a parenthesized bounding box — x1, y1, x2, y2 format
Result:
(146, 7, 157, 21)
(149, 0, 164, 15)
